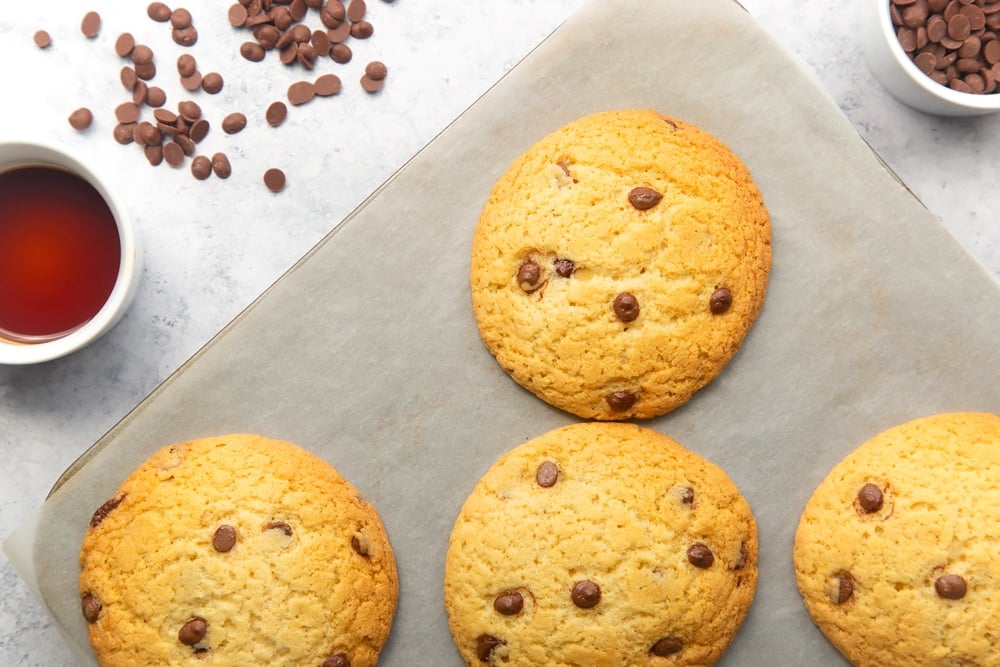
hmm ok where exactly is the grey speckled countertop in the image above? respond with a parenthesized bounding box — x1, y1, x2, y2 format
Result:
(1, 0, 998, 665)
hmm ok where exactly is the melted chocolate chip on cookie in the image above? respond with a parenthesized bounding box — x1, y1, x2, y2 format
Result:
(212, 525, 237, 552)
(651, 637, 683, 656)
(536, 461, 559, 487)
(833, 572, 854, 604)
(81, 593, 102, 623)
(494, 591, 524, 615)
(857, 483, 883, 513)
(605, 390, 638, 411)
(571, 580, 601, 608)
(264, 521, 293, 536)
(709, 287, 733, 314)
(322, 652, 351, 667)
(178, 617, 208, 645)
(935, 574, 967, 600)
(351, 530, 371, 557)
(680, 486, 695, 506)
(517, 260, 542, 293)
(628, 186, 662, 211)
(90, 494, 126, 527)
(613, 292, 640, 322)
(476, 634, 505, 661)
(687, 543, 715, 569)
(553, 258, 576, 277)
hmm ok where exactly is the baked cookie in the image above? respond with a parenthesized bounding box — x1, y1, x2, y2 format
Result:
(78, 434, 398, 667)
(794, 413, 1000, 666)
(469, 109, 771, 420)
(444, 422, 758, 666)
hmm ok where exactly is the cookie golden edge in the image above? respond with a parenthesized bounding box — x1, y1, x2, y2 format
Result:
(469, 108, 771, 421)
(444, 422, 758, 666)
(78, 433, 398, 667)
(793, 413, 1000, 667)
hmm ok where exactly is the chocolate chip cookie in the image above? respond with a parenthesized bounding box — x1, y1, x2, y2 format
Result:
(794, 413, 1000, 666)
(469, 109, 771, 420)
(78, 434, 398, 666)
(444, 422, 758, 666)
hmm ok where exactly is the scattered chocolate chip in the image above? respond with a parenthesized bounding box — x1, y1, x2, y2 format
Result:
(536, 461, 559, 487)
(322, 653, 351, 667)
(180, 72, 203, 91)
(330, 43, 352, 63)
(312, 29, 331, 54)
(69, 108, 93, 131)
(178, 100, 201, 120)
(365, 60, 387, 81)
(834, 573, 854, 604)
(605, 390, 638, 411)
(163, 141, 185, 167)
(81, 11, 101, 38)
(133, 80, 149, 105)
(147, 2, 172, 22)
(687, 543, 715, 568)
(201, 72, 224, 94)
(651, 637, 683, 656)
(517, 260, 542, 292)
(347, 0, 367, 21)
(240, 41, 265, 61)
(113, 123, 136, 145)
(553, 258, 575, 277)
(33, 30, 51, 49)
(297, 43, 318, 68)
(628, 186, 662, 211)
(188, 119, 210, 143)
(81, 594, 102, 623)
(90, 495, 125, 527)
(350, 20, 374, 39)
(351, 530, 370, 557)
(935, 574, 967, 599)
(266, 101, 288, 127)
(360, 73, 384, 92)
(115, 102, 140, 124)
(191, 155, 212, 180)
(857, 483, 884, 513)
(221, 112, 247, 134)
(178, 617, 208, 645)
(173, 26, 198, 47)
(211, 153, 232, 179)
(315, 73, 342, 96)
(571, 580, 601, 608)
(288, 80, 316, 105)
(170, 7, 192, 29)
(228, 3, 249, 26)
(131, 44, 154, 65)
(135, 62, 157, 81)
(476, 634, 504, 662)
(709, 286, 732, 314)
(177, 53, 197, 77)
(494, 591, 524, 615)
(175, 133, 195, 156)
(115, 33, 136, 57)
(613, 292, 640, 322)
(121, 66, 138, 90)
(212, 525, 237, 552)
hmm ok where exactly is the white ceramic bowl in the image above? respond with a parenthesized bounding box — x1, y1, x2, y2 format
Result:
(0, 140, 141, 365)
(862, 0, 1000, 116)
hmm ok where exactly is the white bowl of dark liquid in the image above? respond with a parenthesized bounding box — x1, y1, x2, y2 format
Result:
(0, 140, 141, 364)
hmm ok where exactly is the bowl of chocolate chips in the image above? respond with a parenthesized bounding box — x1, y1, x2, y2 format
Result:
(863, 0, 1000, 115)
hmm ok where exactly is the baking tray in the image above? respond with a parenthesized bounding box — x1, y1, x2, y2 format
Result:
(8, 0, 1000, 664)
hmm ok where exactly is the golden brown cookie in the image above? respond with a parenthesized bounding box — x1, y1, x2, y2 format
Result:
(444, 422, 758, 666)
(470, 109, 771, 420)
(794, 413, 1000, 666)
(78, 434, 397, 667)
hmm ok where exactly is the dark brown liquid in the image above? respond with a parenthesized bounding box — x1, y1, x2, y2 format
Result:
(0, 166, 120, 342)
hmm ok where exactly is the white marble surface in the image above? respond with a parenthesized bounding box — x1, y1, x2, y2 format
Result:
(0, 0, 998, 664)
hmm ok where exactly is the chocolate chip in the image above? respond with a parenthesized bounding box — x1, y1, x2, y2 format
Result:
(240, 41, 265, 61)
(297, 43, 317, 69)
(493, 591, 524, 615)
(266, 101, 288, 127)
(834, 573, 854, 604)
(177, 54, 197, 77)
(351, 530, 370, 557)
(360, 73, 384, 93)
(315, 73, 342, 96)
(81, 593, 102, 623)
(265, 521, 293, 536)
(571, 580, 601, 608)
(145, 145, 164, 166)
(115, 33, 135, 57)
(322, 653, 351, 667)
(221, 113, 247, 134)
(651, 637, 683, 656)
(163, 141, 184, 167)
(69, 108, 93, 131)
(135, 62, 157, 81)
(628, 186, 662, 211)
(605, 390, 637, 411)
(709, 286, 732, 314)
(188, 119, 210, 144)
(935, 574, 967, 599)
(687, 543, 715, 568)
(857, 483, 884, 513)
(536, 461, 559, 487)
(350, 20, 374, 39)
(211, 153, 232, 179)
(731, 541, 748, 570)
(90, 495, 125, 527)
(121, 66, 138, 90)
(330, 43, 352, 63)
(147, 2, 172, 22)
(181, 72, 202, 91)
(288, 80, 316, 106)
(212, 525, 237, 552)
(191, 155, 212, 180)
(680, 486, 695, 505)
(173, 26, 198, 47)
(81, 11, 101, 38)
(264, 168, 286, 192)
(131, 44, 154, 66)
(146, 86, 167, 108)
(476, 634, 504, 662)
(312, 29, 331, 54)
(178, 617, 208, 645)
(613, 292, 640, 322)
(201, 72, 224, 94)
(34, 30, 51, 49)
(115, 102, 141, 124)
(113, 123, 136, 145)
(229, 3, 249, 27)
(553, 258, 575, 277)
(517, 260, 542, 292)
(365, 61, 387, 81)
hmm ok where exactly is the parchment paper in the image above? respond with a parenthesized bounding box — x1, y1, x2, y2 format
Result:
(8, 0, 1000, 664)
